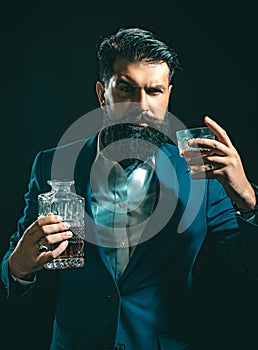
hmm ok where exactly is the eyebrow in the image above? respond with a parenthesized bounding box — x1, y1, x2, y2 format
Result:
(116, 76, 136, 85)
(116, 77, 166, 91)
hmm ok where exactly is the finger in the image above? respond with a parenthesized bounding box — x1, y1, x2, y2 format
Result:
(206, 154, 234, 168)
(190, 171, 216, 180)
(35, 231, 72, 255)
(40, 240, 70, 261)
(28, 214, 63, 236)
(37, 214, 63, 226)
(27, 218, 71, 249)
(186, 156, 209, 166)
(182, 149, 209, 159)
(188, 138, 230, 156)
(40, 221, 71, 235)
(203, 116, 234, 148)
(41, 231, 73, 246)
(35, 240, 70, 270)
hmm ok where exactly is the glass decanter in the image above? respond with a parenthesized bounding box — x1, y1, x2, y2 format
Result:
(38, 180, 85, 270)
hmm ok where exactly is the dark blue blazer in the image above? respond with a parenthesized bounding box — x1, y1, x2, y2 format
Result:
(1, 134, 258, 350)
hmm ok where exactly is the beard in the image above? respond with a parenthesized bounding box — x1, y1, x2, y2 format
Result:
(101, 111, 173, 162)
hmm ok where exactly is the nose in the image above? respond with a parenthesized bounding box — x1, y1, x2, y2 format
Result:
(133, 88, 149, 112)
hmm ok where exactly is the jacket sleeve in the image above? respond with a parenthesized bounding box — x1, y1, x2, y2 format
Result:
(206, 179, 258, 278)
(1, 151, 50, 302)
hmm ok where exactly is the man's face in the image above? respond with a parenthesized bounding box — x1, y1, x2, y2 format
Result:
(96, 58, 173, 160)
(97, 57, 172, 121)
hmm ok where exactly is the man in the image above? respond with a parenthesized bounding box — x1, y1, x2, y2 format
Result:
(1, 27, 258, 350)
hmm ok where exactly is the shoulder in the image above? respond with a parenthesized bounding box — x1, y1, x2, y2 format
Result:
(32, 134, 98, 180)
(41, 134, 98, 158)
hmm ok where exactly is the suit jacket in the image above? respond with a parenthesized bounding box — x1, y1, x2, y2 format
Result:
(1, 134, 258, 350)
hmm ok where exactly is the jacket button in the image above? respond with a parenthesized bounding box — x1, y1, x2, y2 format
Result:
(116, 344, 126, 350)
(106, 291, 118, 301)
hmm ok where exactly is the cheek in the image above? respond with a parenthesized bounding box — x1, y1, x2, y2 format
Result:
(149, 97, 170, 120)
(106, 87, 126, 102)
(106, 101, 131, 120)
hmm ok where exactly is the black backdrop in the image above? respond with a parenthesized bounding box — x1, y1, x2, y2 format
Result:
(1, 1, 258, 349)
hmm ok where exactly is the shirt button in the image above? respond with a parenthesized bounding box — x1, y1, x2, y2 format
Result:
(116, 344, 126, 350)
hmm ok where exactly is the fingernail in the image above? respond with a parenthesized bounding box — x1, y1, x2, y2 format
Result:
(63, 222, 70, 228)
(66, 231, 73, 237)
(188, 139, 194, 145)
(57, 215, 63, 221)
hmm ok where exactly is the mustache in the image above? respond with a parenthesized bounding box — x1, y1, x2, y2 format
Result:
(101, 122, 172, 150)
(104, 111, 174, 139)
(105, 111, 165, 129)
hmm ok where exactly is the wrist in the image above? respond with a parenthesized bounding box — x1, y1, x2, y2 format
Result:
(236, 206, 258, 218)
(8, 256, 34, 281)
(233, 183, 258, 218)
(10, 271, 36, 285)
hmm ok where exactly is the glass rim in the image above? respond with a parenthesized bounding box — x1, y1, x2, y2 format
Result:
(176, 126, 213, 132)
(176, 126, 215, 136)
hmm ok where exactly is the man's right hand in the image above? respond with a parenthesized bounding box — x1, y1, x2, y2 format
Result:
(8, 214, 73, 280)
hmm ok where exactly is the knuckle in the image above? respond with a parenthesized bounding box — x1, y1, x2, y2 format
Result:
(37, 217, 45, 227)
(221, 130, 227, 138)
(45, 253, 55, 262)
(43, 236, 51, 244)
(37, 214, 60, 226)
(58, 223, 68, 231)
(40, 225, 49, 234)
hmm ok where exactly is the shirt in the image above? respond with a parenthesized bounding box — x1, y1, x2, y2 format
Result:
(90, 132, 158, 280)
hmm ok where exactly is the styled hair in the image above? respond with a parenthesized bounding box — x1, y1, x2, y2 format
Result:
(97, 27, 181, 85)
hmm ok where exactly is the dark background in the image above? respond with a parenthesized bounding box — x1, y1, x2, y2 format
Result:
(1, 1, 258, 349)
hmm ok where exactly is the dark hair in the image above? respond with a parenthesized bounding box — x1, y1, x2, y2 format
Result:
(97, 27, 181, 85)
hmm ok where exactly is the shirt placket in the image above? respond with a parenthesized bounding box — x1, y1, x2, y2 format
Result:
(109, 164, 130, 280)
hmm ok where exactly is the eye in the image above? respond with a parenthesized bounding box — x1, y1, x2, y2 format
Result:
(146, 87, 162, 95)
(119, 85, 134, 93)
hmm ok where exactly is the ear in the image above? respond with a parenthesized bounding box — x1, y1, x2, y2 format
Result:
(96, 81, 106, 108)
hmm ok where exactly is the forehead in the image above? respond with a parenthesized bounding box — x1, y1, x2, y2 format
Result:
(112, 58, 170, 84)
